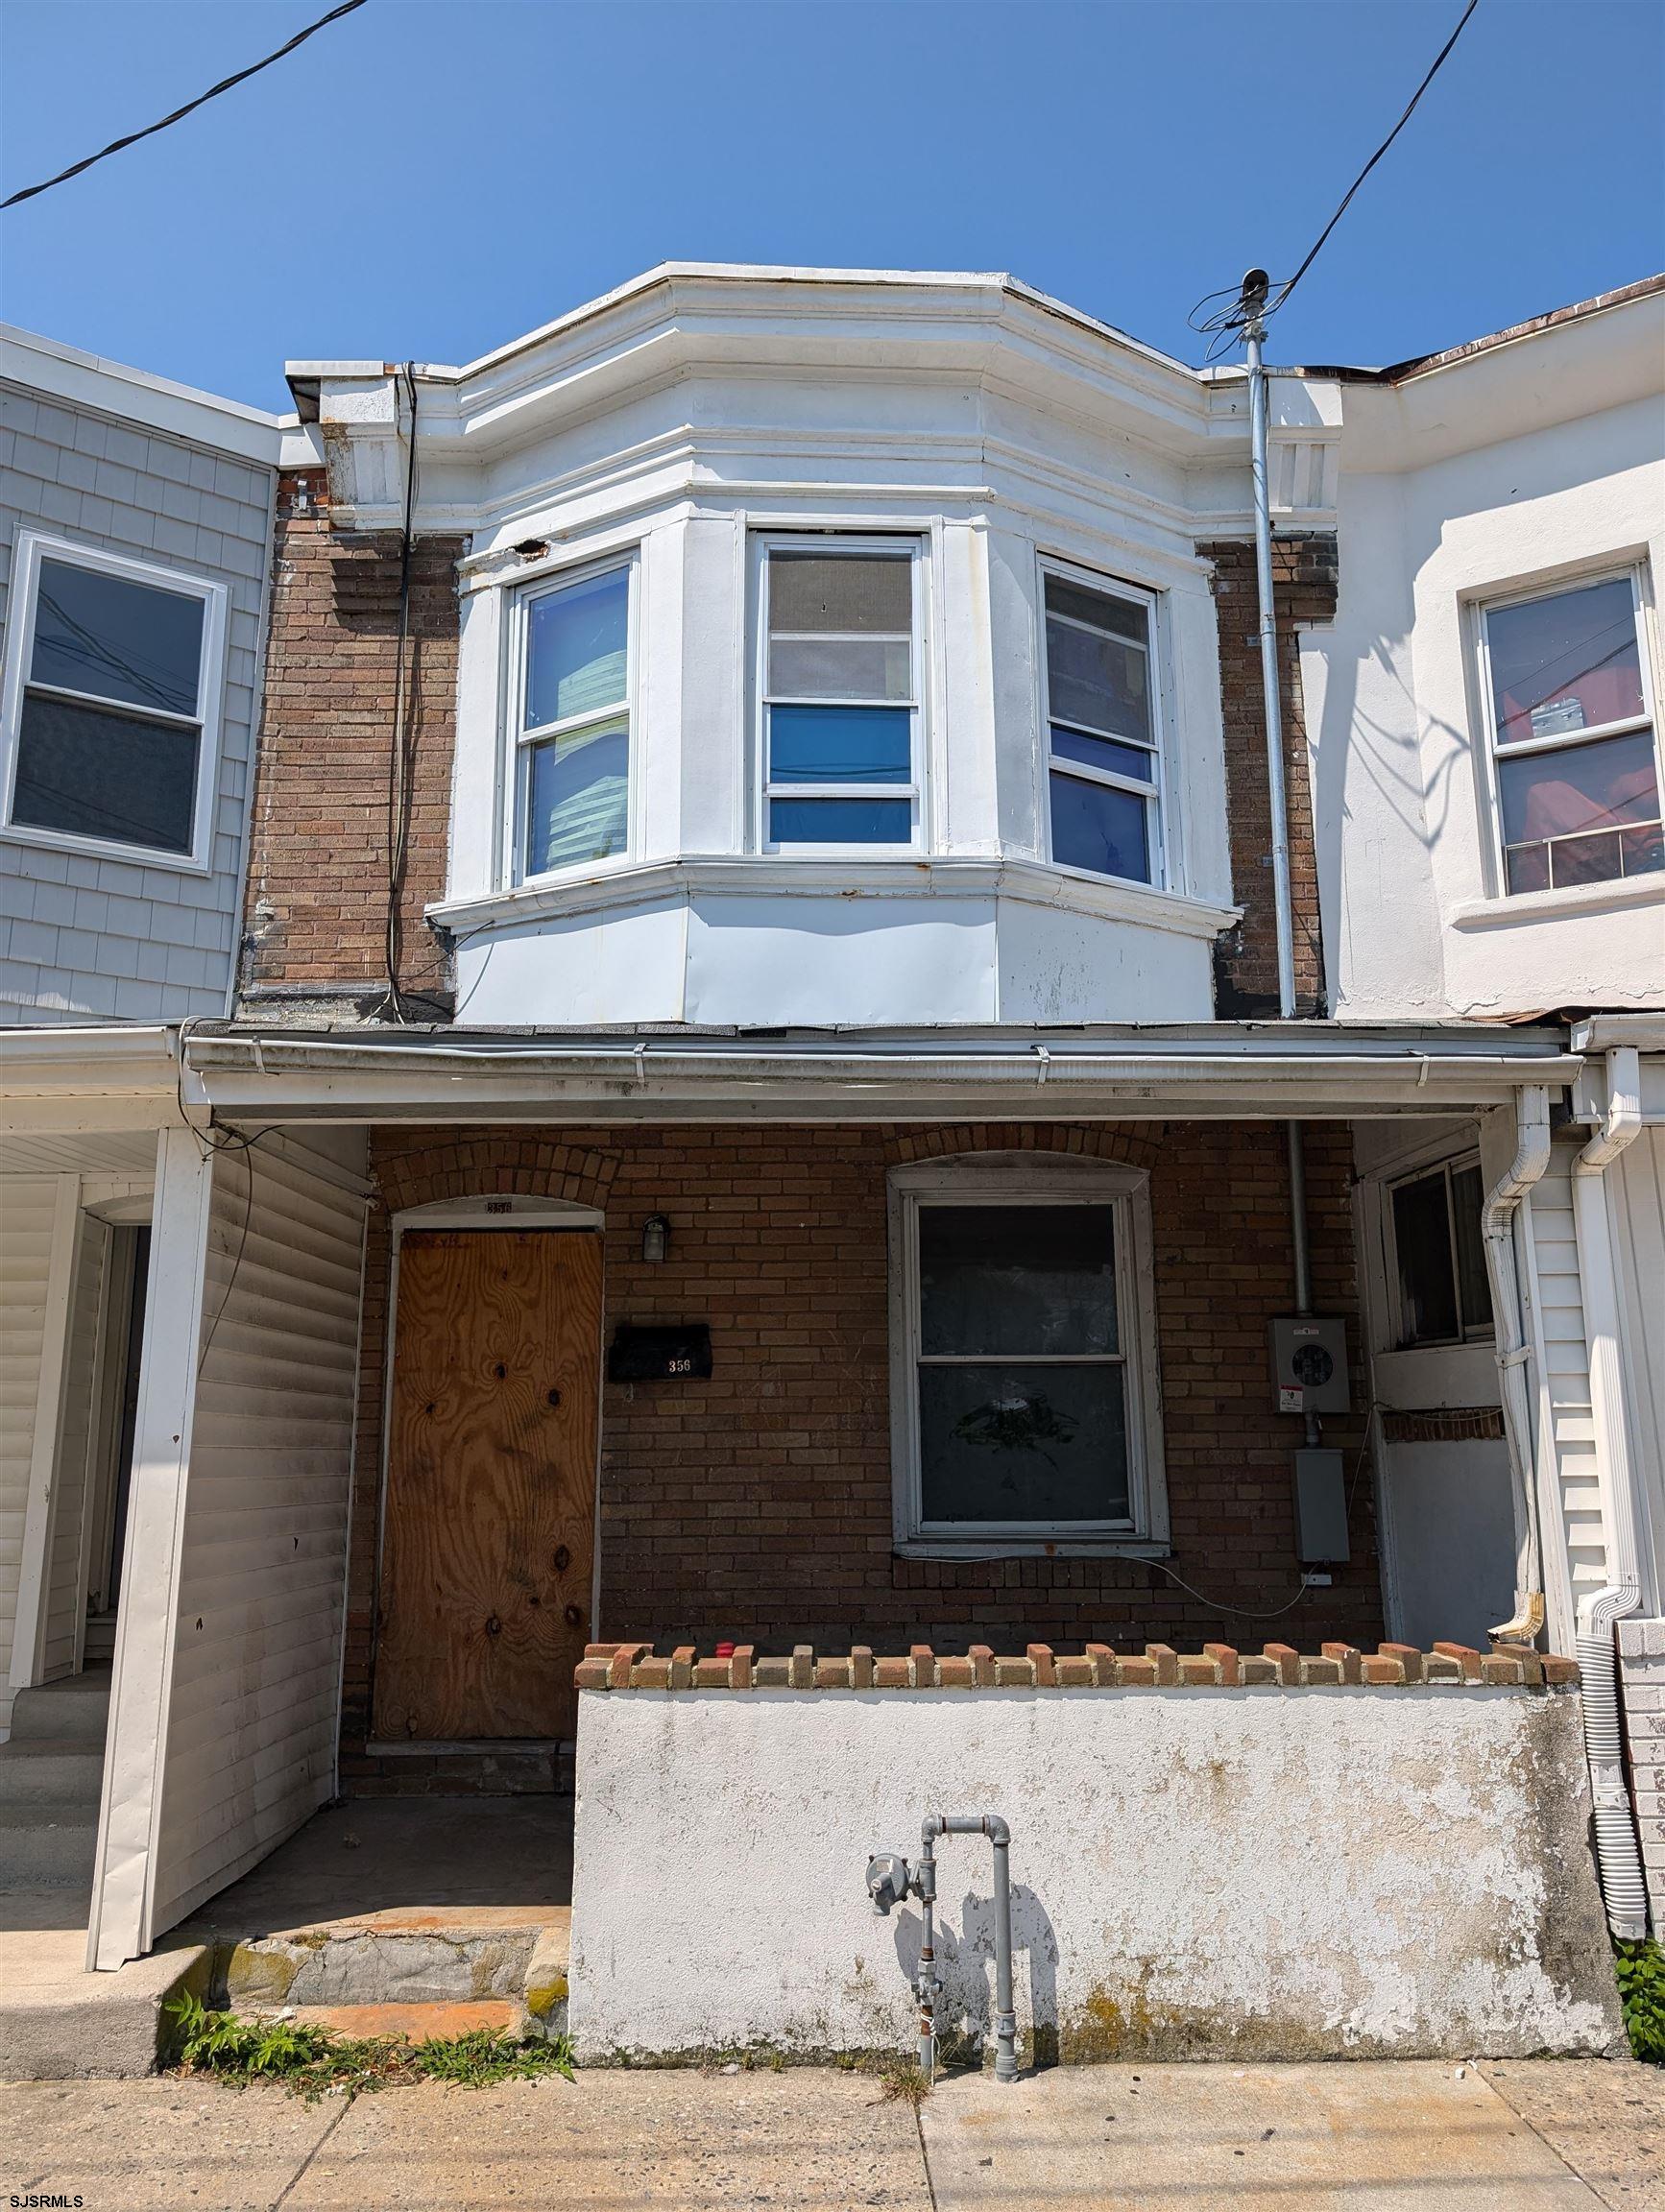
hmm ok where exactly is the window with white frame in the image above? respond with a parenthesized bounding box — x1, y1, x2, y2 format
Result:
(760, 539, 921, 849)
(1478, 568, 1663, 896)
(513, 556, 634, 879)
(1042, 566, 1163, 885)
(1388, 1154, 1494, 1350)
(0, 532, 226, 868)
(888, 1158, 1167, 1550)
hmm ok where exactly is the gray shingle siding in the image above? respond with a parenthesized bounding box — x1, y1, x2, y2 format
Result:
(0, 377, 276, 1025)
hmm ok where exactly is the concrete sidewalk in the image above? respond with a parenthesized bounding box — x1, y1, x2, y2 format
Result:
(1, 2058, 1659, 2210)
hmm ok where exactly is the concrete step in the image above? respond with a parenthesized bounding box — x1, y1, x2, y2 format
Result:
(217, 1913, 569, 2041)
(0, 1739, 106, 1804)
(0, 1801, 99, 1888)
(0, 1910, 210, 2081)
(10, 1669, 112, 1746)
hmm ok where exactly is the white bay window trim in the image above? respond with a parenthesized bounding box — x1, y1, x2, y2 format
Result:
(887, 1152, 1169, 1558)
(0, 528, 228, 875)
(505, 546, 639, 889)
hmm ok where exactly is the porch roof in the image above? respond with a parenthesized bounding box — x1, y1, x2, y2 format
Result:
(169, 1020, 1583, 1124)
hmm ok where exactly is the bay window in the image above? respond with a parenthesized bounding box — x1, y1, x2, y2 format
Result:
(514, 556, 634, 879)
(1043, 566, 1164, 886)
(1479, 568, 1663, 896)
(760, 540, 921, 849)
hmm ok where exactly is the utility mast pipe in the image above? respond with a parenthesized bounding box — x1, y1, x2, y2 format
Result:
(1243, 297, 1298, 1022)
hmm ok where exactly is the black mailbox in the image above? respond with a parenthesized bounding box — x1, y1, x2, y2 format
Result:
(607, 1323, 712, 1382)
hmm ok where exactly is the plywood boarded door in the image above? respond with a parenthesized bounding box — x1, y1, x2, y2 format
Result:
(375, 1230, 601, 1743)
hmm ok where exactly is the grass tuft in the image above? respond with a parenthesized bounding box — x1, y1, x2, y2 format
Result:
(1614, 1938, 1665, 2065)
(167, 1990, 575, 2101)
(877, 2057, 931, 2107)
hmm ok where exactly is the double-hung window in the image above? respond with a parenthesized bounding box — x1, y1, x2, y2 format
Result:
(1478, 569, 1663, 895)
(889, 1158, 1166, 1551)
(1388, 1156, 1493, 1350)
(0, 532, 226, 869)
(514, 557, 634, 879)
(760, 540, 920, 849)
(1043, 567, 1163, 886)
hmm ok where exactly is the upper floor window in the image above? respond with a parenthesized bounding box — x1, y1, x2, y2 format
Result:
(514, 556, 634, 879)
(1479, 569, 1663, 896)
(1043, 566, 1163, 886)
(1388, 1154, 1493, 1349)
(0, 531, 226, 871)
(760, 539, 921, 850)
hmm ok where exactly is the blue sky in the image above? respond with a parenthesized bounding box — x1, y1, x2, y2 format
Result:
(1, 1, 1661, 413)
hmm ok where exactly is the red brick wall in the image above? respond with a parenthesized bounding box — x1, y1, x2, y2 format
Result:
(338, 1118, 1381, 1773)
(1201, 533, 1338, 1017)
(240, 471, 463, 1014)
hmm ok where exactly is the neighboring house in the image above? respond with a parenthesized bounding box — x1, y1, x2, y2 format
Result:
(0, 270, 1656, 2061)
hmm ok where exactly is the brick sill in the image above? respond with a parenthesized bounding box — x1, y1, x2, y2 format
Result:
(894, 1539, 1170, 1563)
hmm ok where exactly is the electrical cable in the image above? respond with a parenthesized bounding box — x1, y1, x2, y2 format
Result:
(2, 1, 371, 210)
(1188, 0, 1481, 344)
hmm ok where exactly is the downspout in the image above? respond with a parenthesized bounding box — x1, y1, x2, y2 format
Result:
(1244, 276, 1316, 1439)
(1570, 1047, 1647, 1939)
(1484, 1085, 1551, 1647)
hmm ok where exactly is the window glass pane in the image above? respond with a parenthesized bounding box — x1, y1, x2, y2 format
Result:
(1392, 1170, 1459, 1345)
(31, 557, 204, 718)
(920, 1204, 1118, 1357)
(1449, 1165, 1493, 1336)
(524, 568, 628, 731)
(524, 716, 628, 874)
(1045, 576, 1146, 643)
(769, 704, 910, 784)
(769, 797, 910, 844)
(12, 693, 198, 854)
(1488, 578, 1644, 745)
(1046, 615, 1150, 742)
(1498, 729, 1663, 892)
(1050, 771, 1151, 881)
(768, 552, 910, 636)
(1050, 725, 1156, 786)
(919, 1361, 1129, 1525)
(768, 635, 911, 702)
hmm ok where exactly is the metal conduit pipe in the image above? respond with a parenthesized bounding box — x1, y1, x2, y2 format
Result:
(1571, 1047, 1648, 1940)
(867, 1815, 1019, 2085)
(1484, 1085, 1552, 1646)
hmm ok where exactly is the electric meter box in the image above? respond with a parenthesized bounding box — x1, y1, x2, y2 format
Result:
(1270, 1316, 1350, 1413)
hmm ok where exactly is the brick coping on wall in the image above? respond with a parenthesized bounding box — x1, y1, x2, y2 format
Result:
(576, 1639, 1577, 1692)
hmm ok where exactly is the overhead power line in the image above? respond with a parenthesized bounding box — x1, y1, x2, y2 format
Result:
(1, 0, 371, 211)
(1190, 0, 1481, 348)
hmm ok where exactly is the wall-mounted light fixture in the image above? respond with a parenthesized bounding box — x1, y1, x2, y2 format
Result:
(640, 1214, 670, 1264)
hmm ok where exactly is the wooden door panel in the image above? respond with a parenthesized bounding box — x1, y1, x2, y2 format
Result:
(374, 1230, 600, 1743)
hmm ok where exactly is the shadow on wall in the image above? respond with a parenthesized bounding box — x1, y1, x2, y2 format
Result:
(889, 1885, 1060, 2064)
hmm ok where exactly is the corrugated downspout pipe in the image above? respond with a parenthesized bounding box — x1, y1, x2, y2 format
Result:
(1484, 1085, 1551, 1647)
(1570, 1046, 1648, 1940)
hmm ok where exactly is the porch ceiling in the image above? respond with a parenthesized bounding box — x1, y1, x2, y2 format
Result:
(178, 1022, 1583, 1124)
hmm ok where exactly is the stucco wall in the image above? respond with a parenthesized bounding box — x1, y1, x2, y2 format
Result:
(569, 1686, 1622, 2063)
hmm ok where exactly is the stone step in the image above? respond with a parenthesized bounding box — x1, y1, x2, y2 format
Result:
(0, 1740, 106, 1805)
(279, 1998, 523, 2041)
(10, 1670, 112, 1746)
(0, 1802, 99, 1889)
(217, 1912, 569, 2041)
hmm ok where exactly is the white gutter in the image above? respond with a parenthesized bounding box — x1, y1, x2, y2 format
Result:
(1570, 1046, 1648, 1940)
(1484, 1087, 1553, 1647)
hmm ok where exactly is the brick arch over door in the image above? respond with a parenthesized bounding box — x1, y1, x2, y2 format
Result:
(883, 1123, 1164, 1173)
(373, 1137, 618, 1218)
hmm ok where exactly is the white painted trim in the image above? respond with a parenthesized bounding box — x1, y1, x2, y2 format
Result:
(10, 1175, 82, 1690)
(87, 1128, 212, 1970)
(885, 1152, 1168, 1556)
(0, 530, 230, 877)
(70, 1214, 116, 1676)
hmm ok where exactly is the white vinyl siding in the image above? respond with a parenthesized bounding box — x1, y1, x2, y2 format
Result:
(0, 1177, 58, 1725)
(1610, 1128, 1665, 1610)
(39, 1211, 109, 1679)
(149, 1140, 366, 1937)
(1527, 1142, 1608, 1624)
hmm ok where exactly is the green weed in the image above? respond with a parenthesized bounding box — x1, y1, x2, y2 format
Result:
(1614, 1938, 1665, 2065)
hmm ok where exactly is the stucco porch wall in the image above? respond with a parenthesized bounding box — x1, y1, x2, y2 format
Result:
(568, 1682, 1623, 2063)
